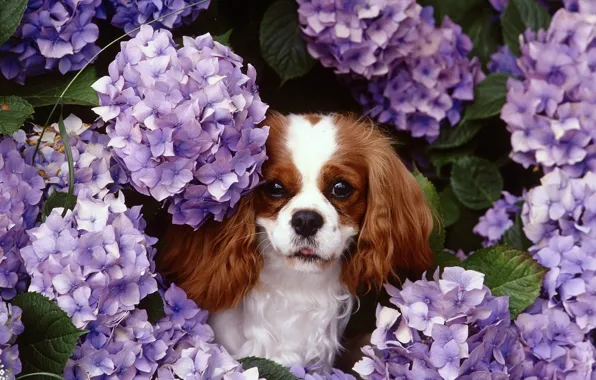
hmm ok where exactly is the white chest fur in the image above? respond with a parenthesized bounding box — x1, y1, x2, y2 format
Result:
(209, 260, 353, 371)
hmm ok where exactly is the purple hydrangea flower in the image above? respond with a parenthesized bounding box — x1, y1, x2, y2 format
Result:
(297, 0, 422, 79)
(0, 0, 103, 84)
(474, 191, 522, 246)
(0, 301, 24, 377)
(354, 8, 485, 142)
(488, 0, 508, 12)
(564, 0, 596, 13)
(354, 267, 524, 379)
(93, 26, 269, 229)
(501, 9, 596, 177)
(488, 45, 524, 78)
(108, 0, 211, 34)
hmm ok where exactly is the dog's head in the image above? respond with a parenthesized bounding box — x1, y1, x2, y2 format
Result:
(159, 112, 434, 310)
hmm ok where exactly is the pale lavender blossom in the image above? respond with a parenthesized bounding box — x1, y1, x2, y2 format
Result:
(474, 191, 522, 246)
(354, 268, 523, 379)
(501, 9, 596, 177)
(0, 302, 23, 377)
(488, 45, 524, 78)
(94, 26, 269, 229)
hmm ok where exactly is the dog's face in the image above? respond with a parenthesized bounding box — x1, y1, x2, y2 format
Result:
(255, 114, 368, 272)
(159, 112, 434, 311)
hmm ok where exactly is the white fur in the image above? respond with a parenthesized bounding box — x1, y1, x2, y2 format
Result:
(209, 115, 358, 370)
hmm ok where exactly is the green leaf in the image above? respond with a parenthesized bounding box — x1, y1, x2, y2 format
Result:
(418, 0, 484, 25)
(413, 172, 445, 256)
(260, 0, 315, 85)
(0, 0, 27, 45)
(501, 0, 551, 55)
(463, 245, 546, 317)
(435, 250, 463, 268)
(10, 68, 99, 108)
(0, 96, 34, 136)
(213, 29, 233, 48)
(467, 8, 500, 64)
(239, 357, 299, 380)
(463, 73, 510, 122)
(16, 372, 66, 380)
(431, 122, 483, 150)
(501, 212, 532, 251)
(450, 156, 503, 210)
(41, 192, 77, 222)
(440, 186, 461, 227)
(137, 292, 166, 324)
(57, 113, 76, 218)
(428, 144, 477, 175)
(12, 292, 88, 377)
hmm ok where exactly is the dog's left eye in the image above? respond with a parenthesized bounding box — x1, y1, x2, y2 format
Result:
(264, 181, 288, 198)
(331, 180, 353, 198)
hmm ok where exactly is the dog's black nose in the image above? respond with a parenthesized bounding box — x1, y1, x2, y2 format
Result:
(291, 210, 324, 237)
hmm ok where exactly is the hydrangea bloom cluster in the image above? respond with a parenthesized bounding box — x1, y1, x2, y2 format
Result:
(297, 0, 422, 79)
(0, 0, 103, 84)
(291, 366, 356, 380)
(488, 0, 508, 12)
(501, 9, 596, 177)
(0, 136, 45, 300)
(0, 301, 24, 377)
(354, 8, 485, 142)
(488, 45, 523, 78)
(354, 267, 525, 380)
(518, 168, 596, 377)
(515, 300, 595, 378)
(20, 188, 158, 329)
(64, 283, 250, 380)
(473, 191, 522, 247)
(107, 0, 210, 34)
(93, 25, 269, 229)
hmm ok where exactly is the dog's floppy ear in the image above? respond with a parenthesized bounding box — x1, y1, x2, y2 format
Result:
(157, 195, 263, 311)
(338, 115, 434, 293)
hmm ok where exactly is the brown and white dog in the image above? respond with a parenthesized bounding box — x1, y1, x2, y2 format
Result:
(159, 112, 434, 371)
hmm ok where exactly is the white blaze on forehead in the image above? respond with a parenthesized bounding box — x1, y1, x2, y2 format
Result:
(285, 115, 337, 181)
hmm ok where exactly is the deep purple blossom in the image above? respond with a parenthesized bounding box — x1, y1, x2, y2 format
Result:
(354, 267, 523, 379)
(108, 0, 211, 34)
(297, 0, 422, 79)
(353, 8, 484, 142)
(488, 45, 524, 78)
(94, 26, 269, 229)
(0, 0, 103, 84)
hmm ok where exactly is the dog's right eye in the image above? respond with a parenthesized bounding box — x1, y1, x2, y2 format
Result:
(264, 181, 287, 198)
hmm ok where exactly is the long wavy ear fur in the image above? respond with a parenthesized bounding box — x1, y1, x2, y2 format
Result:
(157, 195, 263, 311)
(339, 116, 435, 293)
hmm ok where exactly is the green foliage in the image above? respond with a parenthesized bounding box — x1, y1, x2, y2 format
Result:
(137, 292, 167, 324)
(463, 245, 546, 317)
(501, 212, 533, 251)
(463, 73, 510, 122)
(413, 172, 445, 256)
(466, 7, 501, 64)
(12, 292, 88, 378)
(10, 68, 99, 108)
(450, 156, 504, 210)
(0, 0, 27, 45)
(41, 192, 77, 222)
(501, 0, 551, 55)
(430, 122, 483, 150)
(213, 29, 234, 47)
(435, 250, 463, 268)
(239, 357, 299, 380)
(260, 0, 315, 85)
(0, 96, 34, 135)
(440, 186, 461, 227)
